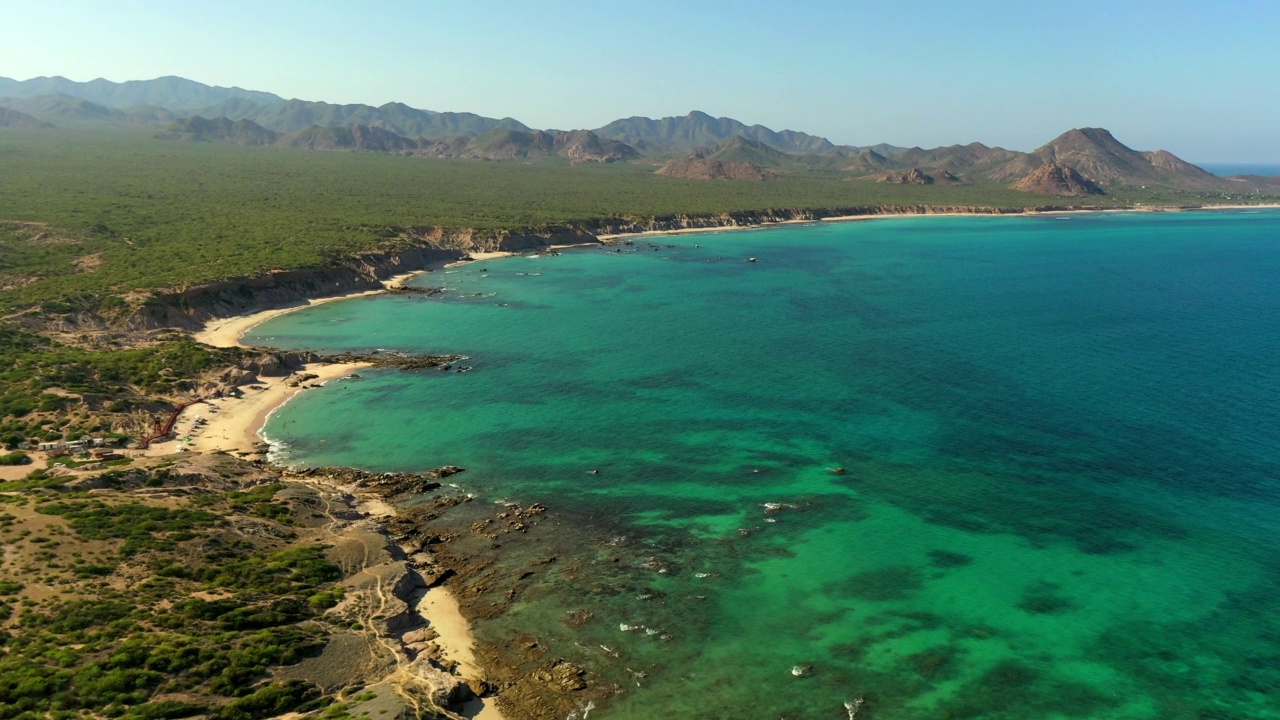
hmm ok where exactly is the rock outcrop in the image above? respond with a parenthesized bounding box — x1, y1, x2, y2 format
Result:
(877, 167, 935, 184)
(1012, 162, 1105, 196)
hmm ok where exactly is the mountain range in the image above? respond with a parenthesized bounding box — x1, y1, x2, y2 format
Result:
(155, 116, 640, 164)
(0, 75, 282, 113)
(3, 74, 1277, 196)
(0, 75, 861, 152)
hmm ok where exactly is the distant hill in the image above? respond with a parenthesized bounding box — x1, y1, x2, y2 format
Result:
(548, 130, 639, 164)
(156, 117, 635, 163)
(1033, 128, 1159, 185)
(0, 76, 524, 139)
(0, 94, 126, 123)
(842, 148, 893, 175)
(832, 128, 1234, 194)
(122, 105, 179, 125)
(0, 107, 54, 128)
(595, 111, 842, 156)
(656, 158, 775, 180)
(0, 75, 283, 113)
(156, 116, 280, 145)
(279, 124, 420, 152)
(194, 98, 529, 139)
(1029, 128, 1223, 191)
(870, 167, 967, 186)
(698, 136, 795, 166)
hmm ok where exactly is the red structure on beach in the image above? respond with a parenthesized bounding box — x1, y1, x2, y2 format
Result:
(138, 400, 202, 449)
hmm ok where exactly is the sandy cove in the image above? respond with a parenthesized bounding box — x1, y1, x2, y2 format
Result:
(140, 361, 369, 459)
(193, 270, 426, 350)
(186, 270, 505, 720)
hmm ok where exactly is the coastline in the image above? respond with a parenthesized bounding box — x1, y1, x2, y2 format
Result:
(171, 202, 1280, 719)
(594, 202, 1280, 241)
(193, 270, 427, 349)
(140, 360, 371, 458)
(186, 270, 507, 720)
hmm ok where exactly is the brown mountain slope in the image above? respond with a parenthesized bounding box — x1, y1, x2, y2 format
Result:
(844, 127, 1229, 193)
(1145, 149, 1218, 181)
(1012, 162, 1104, 196)
(1033, 128, 1159, 185)
(1032, 128, 1225, 190)
(552, 130, 639, 163)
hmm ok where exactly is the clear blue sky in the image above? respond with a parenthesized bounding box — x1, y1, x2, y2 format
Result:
(3, 0, 1278, 161)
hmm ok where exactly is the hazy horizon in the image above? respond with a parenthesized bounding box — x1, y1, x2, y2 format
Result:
(4, 0, 1278, 162)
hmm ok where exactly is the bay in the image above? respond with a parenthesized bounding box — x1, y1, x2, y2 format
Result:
(248, 210, 1280, 719)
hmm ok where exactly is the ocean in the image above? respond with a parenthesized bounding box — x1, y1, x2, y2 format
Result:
(247, 210, 1280, 719)
(1200, 162, 1280, 177)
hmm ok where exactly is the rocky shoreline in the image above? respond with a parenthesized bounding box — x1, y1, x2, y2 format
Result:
(278, 464, 621, 720)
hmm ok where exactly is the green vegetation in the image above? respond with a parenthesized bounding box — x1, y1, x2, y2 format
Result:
(38, 500, 221, 555)
(0, 452, 29, 466)
(0, 467, 346, 720)
(226, 483, 294, 523)
(0, 126, 1123, 311)
(0, 323, 237, 444)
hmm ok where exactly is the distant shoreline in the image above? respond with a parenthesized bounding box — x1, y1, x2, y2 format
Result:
(194, 205, 1280, 352)
(594, 202, 1280, 241)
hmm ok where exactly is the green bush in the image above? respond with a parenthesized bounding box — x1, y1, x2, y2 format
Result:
(212, 681, 323, 720)
(0, 452, 30, 466)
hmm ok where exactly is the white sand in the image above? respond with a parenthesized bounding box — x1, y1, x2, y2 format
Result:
(194, 271, 423, 349)
(142, 361, 370, 457)
(416, 586, 505, 720)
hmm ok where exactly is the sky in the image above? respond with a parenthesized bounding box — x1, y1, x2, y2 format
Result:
(2, 0, 1278, 161)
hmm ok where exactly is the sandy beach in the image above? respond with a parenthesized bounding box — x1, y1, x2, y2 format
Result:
(141, 361, 370, 458)
(194, 270, 426, 349)
(183, 268, 505, 719)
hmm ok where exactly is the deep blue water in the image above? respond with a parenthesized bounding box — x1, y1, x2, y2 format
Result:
(1200, 162, 1280, 177)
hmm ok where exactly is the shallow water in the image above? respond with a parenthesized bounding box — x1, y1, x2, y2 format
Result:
(250, 211, 1280, 719)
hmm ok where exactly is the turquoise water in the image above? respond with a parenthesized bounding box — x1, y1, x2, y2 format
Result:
(249, 212, 1280, 719)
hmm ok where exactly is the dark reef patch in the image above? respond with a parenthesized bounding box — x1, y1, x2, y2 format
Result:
(835, 565, 925, 602)
(927, 549, 973, 568)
